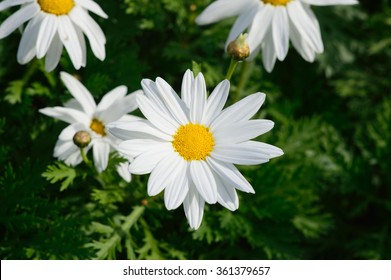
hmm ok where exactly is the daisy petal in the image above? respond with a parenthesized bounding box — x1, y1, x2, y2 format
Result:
(0, 3, 39, 39)
(98, 90, 141, 123)
(93, 141, 110, 172)
(287, 1, 323, 53)
(190, 73, 207, 124)
(69, 6, 106, 60)
(213, 119, 275, 144)
(207, 158, 255, 193)
(60, 72, 96, 116)
(300, 0, 358, 5)
(247, 4, 274, 53)
(137, 94, 178, 135)
(45, 33, 63, 72)
(36, 14, 58, 59)
(107, 120, 172, 141)
(57, 15, 83, 70)
(195, 0, 253, 25)
(39, 107, 90, 125)
(128, 144, 172, 175)
(262, 29, 278, 72)
(97, 86, 127, 111)
(181, 69, 194, 108)
(211, 92, 266, 130)
(141, 79, 170, 114)
(201, 79, 230, 126)
(116, 162, 131, 183)
(190, 160, 217, 204)
(118, 139, 168, 157)
(164, 162, 189, 210)
(17, 13, 43, 64)
(148, 153, 183, 196)
(215, 174, 239, 211)
(0, 0, 34, 12)
(74, 26, 87, 67)
(58, 123, 86, 141)
(183, 185, 205, 230)
(75, 0, 108, 18)
(212, 142, 271, 165)
(272, 6, 290, 61)
(156, 77, 189, 125)
(225, 7, 258, 49)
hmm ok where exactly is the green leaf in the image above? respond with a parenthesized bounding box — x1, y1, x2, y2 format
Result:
(4, 80, 24, 104)
(42, 162, 77, 191)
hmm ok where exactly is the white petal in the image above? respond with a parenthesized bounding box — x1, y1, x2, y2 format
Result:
(211, 92, 266, 130)
(69, 6, 106, 60)
(36, 14, 58, 59)
(17, 13, 43, 64)
(201, 79, 230, 126)
(60, 72, 96, 116)
(164, 162, 189, 210)
(183, 184, 205, 230)
(97, 86, 127, 111)
(262, 29, 278, 72)
(148, 152, 183, 196)
(141, 79, 170, 114)
(190, 73, 207, 124)
(207, 157, 255, 193)
(156, 77, 189, 125)
(93, 141, 110, 172)
(57, 15, 83, 69)
(215, 174, 239, 211)
(289, 18, 316, 62)
(299, 0, 358, 5)
(0, 3, 39, 39)
(246, 4, 274, 54)
(117, 114, 144, 123)
(74, 25, 87, 67)
(54, 139, 76, 159)
(128, 144, 172, 175)
(0, 0, 34, 12)
(287, 1, 323, 53)
(190, 160, 217, 204)
(254, 142, 284, 158)
(39, 106, 90, 125)
(212, 141, 281, 165)
(107, 120, 172, 141)
(75, 0, 108, 18)
(64, 149, 83, 166)
(195, 0, 255, 25)
(272, 7, 290, 61)
(118, 139, 168, 158)
(213, 119, 274, 144)
(180, 69, 194, 108)
(45, 33, 63, 72)
(116, 162, 131, 183)
(98, 90, 141, 123)
(137, 94, 179, 136)
(225, 7, 258, 49)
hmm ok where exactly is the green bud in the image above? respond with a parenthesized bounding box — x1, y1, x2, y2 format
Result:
(73, 130, 91, 148)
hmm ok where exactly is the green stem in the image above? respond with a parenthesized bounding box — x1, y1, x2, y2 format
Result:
(225, 59, 239, 81)
(80, 148, 90, 165)
(233, 61, 254, 103)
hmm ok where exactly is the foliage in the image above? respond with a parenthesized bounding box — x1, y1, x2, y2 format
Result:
(0, 0, 391, 260)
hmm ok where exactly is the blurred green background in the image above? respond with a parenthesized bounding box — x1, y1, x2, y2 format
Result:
(0, 0, 390, 259)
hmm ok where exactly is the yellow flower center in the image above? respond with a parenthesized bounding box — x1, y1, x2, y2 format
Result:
(90, 119, 106, 137)
(37, 0, 75, 15)
(172, 124, 215, 161)
(262, 0, 291, 6)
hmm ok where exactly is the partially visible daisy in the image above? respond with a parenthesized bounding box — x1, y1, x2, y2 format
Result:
(0, 0, 108, 71)
(196, 0, 358, 72)
(108, 70, 283, 229)
(40, 72, 143, 174)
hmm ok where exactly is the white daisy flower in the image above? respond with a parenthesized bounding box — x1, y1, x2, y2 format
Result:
(39, 72, 143, 173)
(108, 70, 283, 230)
(0, 0, 108, 71)
(196, 0, 358, 72)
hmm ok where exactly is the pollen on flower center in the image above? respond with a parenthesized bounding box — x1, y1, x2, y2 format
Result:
(262, 0, 291, 6)
(90, 118, 106, 136)
(37, 0, 75, 15)
(172, 124, 215, 161)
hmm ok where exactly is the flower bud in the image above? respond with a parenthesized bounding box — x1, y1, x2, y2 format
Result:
(73, 130, 91, 148)
(227, 34, 250, 61)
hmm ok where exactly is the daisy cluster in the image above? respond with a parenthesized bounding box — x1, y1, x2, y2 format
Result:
(0, 0, 357, 229)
